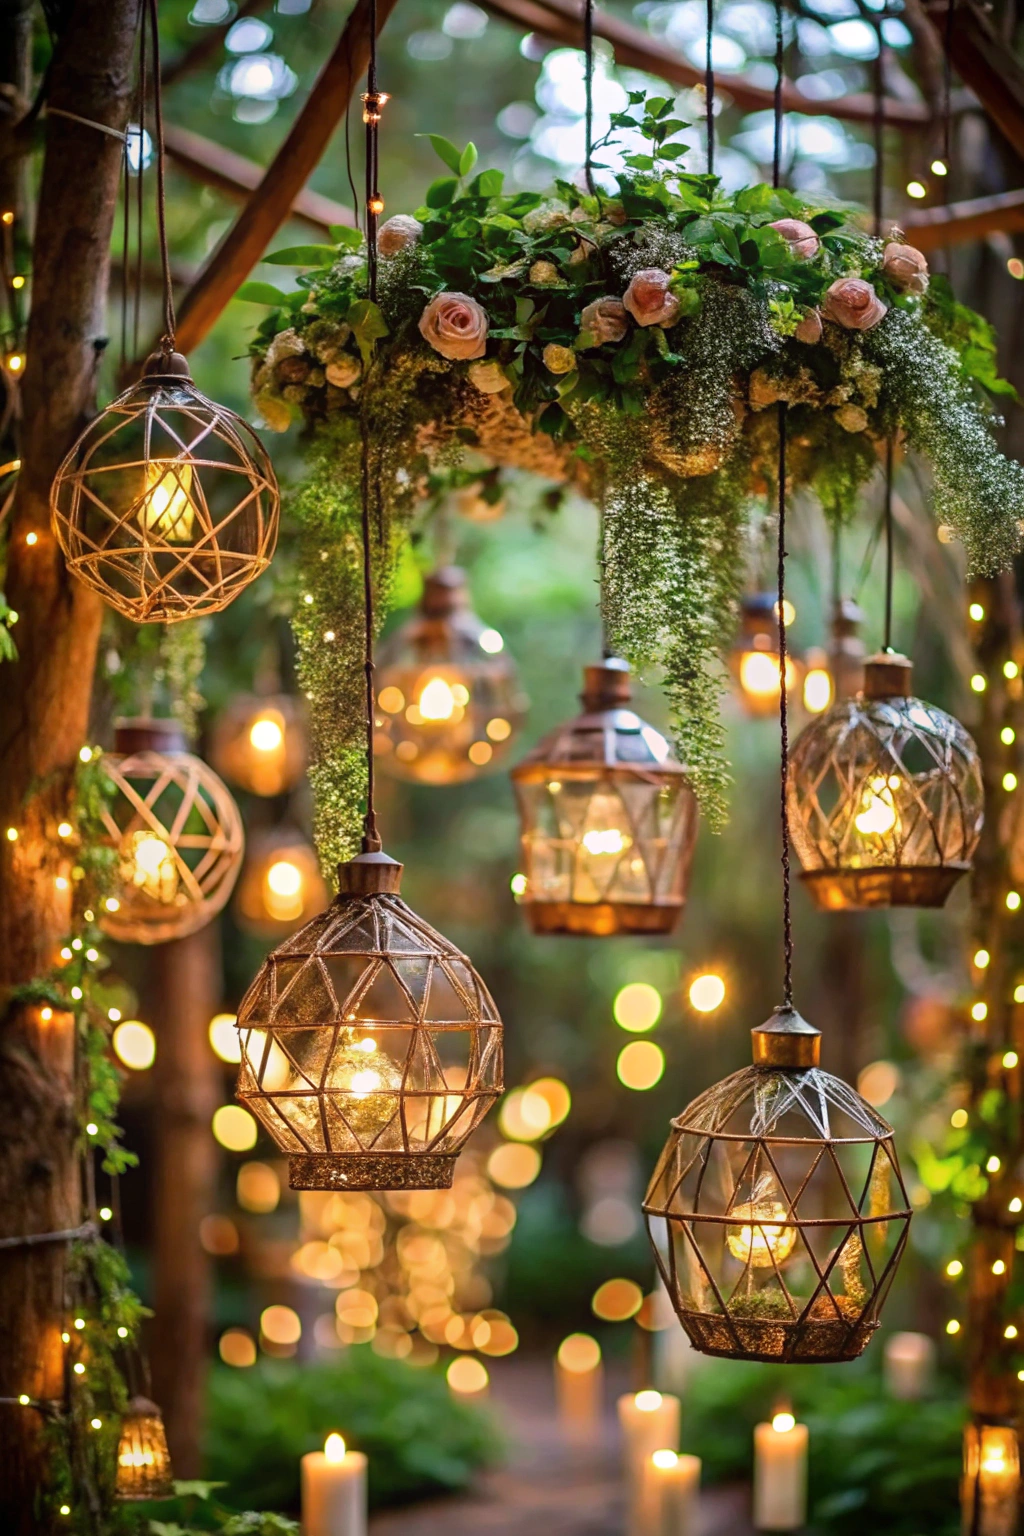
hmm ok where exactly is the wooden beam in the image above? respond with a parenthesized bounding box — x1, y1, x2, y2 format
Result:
(164, 123, 353, 234)
(925, 0, 1024, 161)
(481, 0, 929, 128)
(903, 187, 1024, 251)
(168, 0, 396, 359)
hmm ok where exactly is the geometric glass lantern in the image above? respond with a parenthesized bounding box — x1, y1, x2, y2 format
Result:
(643, 1006, 912, 1364)
(99, 718, 244, 945)
(510, 658, 698, 936)
(374, 566, 526, 784)
(234, 849, 502, 1191)
(209, 691, 307, 797)
(114, 1395, 175, 1501)
(234, 827, 328, 937)
(51, 350, 279, 624)
(787, 652, 984, 911)
(729, 592, 803, 718)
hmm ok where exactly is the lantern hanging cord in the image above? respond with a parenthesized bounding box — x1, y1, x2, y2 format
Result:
(705, 0, 715, 177)
(583, 0, 596, 195)
(872, 16, 884, 235)
(883, 436, 895, 653)
(776, 402, 794, 1009)
(942, 0, 954, 170)
(772, 0, 783, 188)
(362, 0, 387, 306)
(146, 0, 176, 353)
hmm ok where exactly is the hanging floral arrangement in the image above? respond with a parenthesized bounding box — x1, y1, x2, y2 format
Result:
(245, 96, 1023, 842)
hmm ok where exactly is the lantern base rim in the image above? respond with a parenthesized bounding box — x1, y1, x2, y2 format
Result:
(670, 1304, 878, 1364)
(522, 899, 683, 936)
(117, 1483, 177, 1503)
(800, 864, 968, 911)
(288, 1152, 457, 1191)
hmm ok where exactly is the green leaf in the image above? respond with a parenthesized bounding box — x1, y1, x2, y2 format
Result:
(235, 282, 289, 306)
(425, 176, 459, 209)
(477, 168, 504, 197)
(809, 210, 846, 233)
(263, 244, 339, 266)
(329, 224, 363, 249)
(420, 134, 464, 174)
(459, 141, 478, 177)
(346, 298, 390, 365)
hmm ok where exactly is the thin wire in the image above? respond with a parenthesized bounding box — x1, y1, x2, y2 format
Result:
(942, 0, 954, 170)
(364, 0, 381, 304)
(777, 402, 794, 1009)
(583, 0, 596, 194)
(883, 437, 895, 652)
(359, 0, 383, 851)
(772, 0, 783, 187)
(705, 0, 715, 178)
(872, 17, 884, 235)
(345, 98, 360, 230)
(135, 13, 147, 361)
(146, 0, 176, 349)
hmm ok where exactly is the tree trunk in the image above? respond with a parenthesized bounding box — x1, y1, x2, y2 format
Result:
(0, 1, 139, 1527)
(145, 924, 221, 1477)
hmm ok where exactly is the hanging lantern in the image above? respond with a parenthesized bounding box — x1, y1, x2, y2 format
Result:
(801, 597, 866, 716)
(373, 566, 525, 784)
(99, 719, 244, 945)
(510, 658, 698, 936)
(730, 593, 803, 717)
(643, 1006, 911, 1364)
(787, 652, 983, 911)
(234, 849, 502, 1191)
(51, 350, 279, 623)
(115, 1396, 175, 1501)
(962, 1422, 1020, 1536)
(234, 827, 328, 937)
(210, 692, 307, 797)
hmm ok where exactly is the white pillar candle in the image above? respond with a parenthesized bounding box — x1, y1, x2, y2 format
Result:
(618, 1390, 681, 1536)
(884, 1332, 935, 1401)
(301, 1434, 367, 1536)
(643, 1449, 701, 1536)
(753, 1413, 808, 1531)
(555, 1333, 603, 1441)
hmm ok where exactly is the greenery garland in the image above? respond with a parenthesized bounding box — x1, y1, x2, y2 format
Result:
(245, 95, 1023, 836)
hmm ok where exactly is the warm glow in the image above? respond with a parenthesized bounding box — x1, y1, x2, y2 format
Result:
(857, 1059, 900, 1107)
(209, 1013, 241, 1063)
(267, 860, 302, 897)
(260, 1304, 301, 1345)
(212, 1104, 258, 1152)
(652, 1450, 678, 1470)
(468, 741, 492, 766)
(499, 1086, 554, 1141)
(975, 949, 991, 969)
(378, 685, 405, 714)
(487, 1141, 542, 1188)
(249, 715, 284, 753)
(972, 1003, 988, 1022)
(592, 1277, 643, 1322)
(486, 717, 511, 741)
(772, 1412, 797, 1434)
(529, 1077, 571, 1127)
(557, 1333, 601, 1374)
(140, 458, 195, 542)
(906, 180, 927, 199)
(447, 1357, 489, 1394)
(418, 676, 457, 721)
(951, 1108, 969, 1129)
(635, 1390, 663, 1413)
(970, 603, 986, 622)
(237, 1160, 280, 1213)
(855, 778, 899, 837)
(324, 1433, 346, 1463)
(947, 1260, 963, 1278)
(1004, 1051, 1019, 1069)
(479, 628, 504, 654)
(739, 649, 782, 698)
(112, 1020, 156, 1071)
(582, 828, 628, 857)
(726, 1200, 796, 1268)
(219, 1329, 257, 1367)
(689, 973, 726, 1013)
(617, 1040, 665, 1091)
(802, 667, 832, 714)
(121, 829, 178, 903)
(613, 982, 662, 1033)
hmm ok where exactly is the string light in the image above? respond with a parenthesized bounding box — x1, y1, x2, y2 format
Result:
(972, 675, 987, 693)
(975, 950, 991, 969)
(946, 1319, 961, 1335)
(1003, 728, 1017, 745)
(1011, 1198, 1024, 1215)
(970, 603, 986, 621)
(972, 1002, 989, 1022)
(931, 158, 948, 176)
(906, 180, 927, 199)
(25, 531, 37, 546)
(947, 1260, 963, 1278)
(993, 1260, 1007, 1275)
(1008, 892, 1022, 912)
(1004, 1052, 1019, 1069)
(1006, 1325, 1019, 1340)
(951, 1108, 969, 1128)
(1005, 659, 1021, 679)
(1004, 773, 1018, 792)
(987, 1156, 1002, 1173)
(11, 274, 24, 290)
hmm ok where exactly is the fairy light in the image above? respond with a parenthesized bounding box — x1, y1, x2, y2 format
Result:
(988, 1156, 1002, 1173)
(73, 1362, 85, 1375)
(972, 1002, 989, 1022)
(906, 180, 927, 199)
(11, 274, 24, 290)
(1011, 1198, 1023, 1215)
(975, 950, 991, 969)
(970, 603, 986, 621)
(1005, 773, 1018, 792)
(1003, 728, 1017, 745)
(946, 1319, 961, 1335)
(1006, 1325, 1019, 1340)
(931, 158, 948, 176)
(947, 1260, 963, 1278)
(972, 675, 987, 693)
(25, 531, 37, 546)
(951, 1108, 969, 1128)
(99, 1206, 113, 1221)
(1004, 1052, 1019, 1069)
(993, 1260, 1007, 1276)
(18, 1394, 29, 1405)
(1008, 892, 1022, 912)
(1006, 660, 1021, 679)
(85, 1122, 98, 1136)
(70, 986, 83, 1000)
(5, 827, 16, 841)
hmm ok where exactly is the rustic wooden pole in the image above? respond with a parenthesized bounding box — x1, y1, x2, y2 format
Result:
(0, 0, 140, 1528)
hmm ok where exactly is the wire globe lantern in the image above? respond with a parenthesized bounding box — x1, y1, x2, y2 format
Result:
(234, 850, 503, 1191)
(115, 1396, 175, 1501)
(51, 351, 279, 623)
(373, 566, 526, 784)
(510, 658, 697, 936)
(209, 692, 307, 797)
(786, 652, 983, 910)
(643, 1007, 911, 1364)
(99, 719, 244, 945)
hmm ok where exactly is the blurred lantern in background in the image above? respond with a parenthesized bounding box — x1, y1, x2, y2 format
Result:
(234, 827, 328, 936)
(511, 659, 698, 936)
(828, 596, 867, 702)
(730, 592, 802, 717)
(374, 566, 526, 784)
(99, 718, 244, 944)
(787, 653, 983, 910)
(210, 692, 306, 797)
(114, 1397, 175, 1501)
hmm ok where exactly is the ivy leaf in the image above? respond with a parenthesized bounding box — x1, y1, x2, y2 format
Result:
(459, 141, 478, 177)
(235, 282, 290, 305)
(420, 134, 464, 174)
(263, 244, 339, 266)
(346, 299, 389, 364)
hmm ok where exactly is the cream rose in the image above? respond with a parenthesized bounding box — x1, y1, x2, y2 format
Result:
(325, 356, 361, 388)
(378, 214, 423, 256)
(468, 359, 509, 394)
(795, 309, 823, 345)
(770, 219, 820, 260)
(542, 343, 577, 375)
(882, 242, 929, 295)
(579, 297, 628, 347)
(418, 292, 489, 361)
(623, 269, 680, 328)
(822, 277, 887, 332)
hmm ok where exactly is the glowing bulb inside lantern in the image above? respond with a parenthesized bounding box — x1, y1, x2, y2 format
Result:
(121, 830, 178, 903)
(739, 650, 781, 698)
(854, 777, 899, 837)
(324, 1433, 346, 1463)
(249, 716, 284, 753)
(580, 792, 631, 862)
(264, 859, 304, 922)
(802, 667, 832, 714)
(325, 1036, 403, 1136)
(418, 676, 457, 721)
(726, 1199, 796, 1268)
(582, 828, 628, 856)
(140, 459, 195, 543)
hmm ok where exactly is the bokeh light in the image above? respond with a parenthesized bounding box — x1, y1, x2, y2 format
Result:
(447, 1356, 489, 1394)
(199, 1215, 239, 1256)
(112, 1019, 156, 1070)
(499, 1085, 553, 1141)
(616, 1040, 665, 1091)
(557, 1332, 601, 1373)
(209, 1012, 240, 1063)
(219, 1328, 256, 1367)
(212, 1105, 258, 1152)
(487, 1142, 542, 1188)
(592, 1277, 643, 1322)
(857, 1060, 901, 1107)
(613, 982, 663, 1033)
(260, 1304, 301, 1346)
(688, 973, 726, 1013)
(236, 1160, 281, 1213)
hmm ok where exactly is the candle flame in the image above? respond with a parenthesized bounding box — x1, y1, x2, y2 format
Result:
(324, 1432, 346, 1463)
(772, 1412, 796, 1434)
(651, 1449, 678, 1469)
(418, 676, 457, 721)
(635, 1390, 663, 1413)
(141, 459, 195, 543)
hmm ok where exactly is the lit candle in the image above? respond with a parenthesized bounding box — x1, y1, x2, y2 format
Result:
(301, 1433, 367, 1536)
(964, 1423, 1020, 1536)
(753, 1413, 808, 1531)
(555, 1333, 603, 1441)
(618, 1390, 681, 1536)
(884, 1331, 935, 1401)
(642, 1449, 701, 1536)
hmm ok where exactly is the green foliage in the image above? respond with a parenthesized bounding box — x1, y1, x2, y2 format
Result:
(203, 1352, 502, 1512)
(0, 587, 18, 661)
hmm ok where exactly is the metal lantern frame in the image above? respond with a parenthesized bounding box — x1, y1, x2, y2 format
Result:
(510, 658, 698, 937)
(115, 1395, 175, 1501)
(51, 352, 279, 624)
(374, 565, 526, 785)
(99, 718, 244, 945)
(643, 1008, 912, 1364)
(787, 652, 984, 911)
(235, 850, 503, 1191)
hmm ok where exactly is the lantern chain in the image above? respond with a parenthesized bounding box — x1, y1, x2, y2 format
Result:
(777, 402, 794, 1009)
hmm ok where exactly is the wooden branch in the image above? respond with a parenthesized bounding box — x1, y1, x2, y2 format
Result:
(903, 187, 1024, 251)
(168, 0, 397, 359)
(925, 0, 1024, 160)
(161, 0, 274, 89)
(481, 0, 929, 128)
(164, 123, 353, 234)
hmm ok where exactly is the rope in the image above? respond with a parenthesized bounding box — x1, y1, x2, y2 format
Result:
(146, 0, 176, 351)
(583, 0, 596, 194)
(777, 402, 794, 1009)
(45, 107, 127, 143)
(0, 1223, 97, 1251)
(872, 17, 884, 235)
(705, 0, 715, 178)
(772, 0, 783, 187)
(883, 436, 895, 653)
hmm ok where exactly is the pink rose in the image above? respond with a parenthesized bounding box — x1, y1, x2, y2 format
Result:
(770, 219, 820, 260)
(795, 308, 822, 345)
(882, 242, 929, 295)
(418, 292, 489, 361)
(579, 297, 628, 347)
(378, 215, 422, 256)
(822, 277, 887, 332)
(623, 269, 680, 328)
